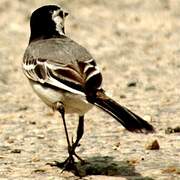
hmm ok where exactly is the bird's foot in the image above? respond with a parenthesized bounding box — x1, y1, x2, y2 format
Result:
(47, 149, 86, 171)
(47, 153, 86, 177)
(50, 155, 75, 171)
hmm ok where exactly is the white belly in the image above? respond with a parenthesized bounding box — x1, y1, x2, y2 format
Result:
(30, 81, 93, 115)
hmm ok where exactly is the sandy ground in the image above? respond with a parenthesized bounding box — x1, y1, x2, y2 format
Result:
(0, 0, 180, 179)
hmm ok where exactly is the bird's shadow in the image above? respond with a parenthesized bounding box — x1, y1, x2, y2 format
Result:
(53, 156, 154, 179)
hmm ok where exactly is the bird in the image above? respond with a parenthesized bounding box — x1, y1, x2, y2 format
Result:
(22, 5, 154, 170)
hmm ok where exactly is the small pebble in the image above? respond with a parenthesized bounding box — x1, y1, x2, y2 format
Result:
(120, 94, 126, 99)
(165, 126, 180, 134)
(33, 169, 46, 173)
(127, 81, 137, 87)
(127, 159, 140, 165)
(112, 142, 121, 150)
(11, 149, 21, 153)
(161, 167, 177, 174)
(29, 121, 36, 125)
(18, 106, 28, 111)
(145, 139, 160, 150)
(7, 139, 14, 144)
(37, 134, 45, 139)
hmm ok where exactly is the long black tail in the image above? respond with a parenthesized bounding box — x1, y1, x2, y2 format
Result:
(88, 90, 154, 133)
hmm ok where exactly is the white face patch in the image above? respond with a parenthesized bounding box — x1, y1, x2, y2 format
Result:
(52, 9, 65, 35)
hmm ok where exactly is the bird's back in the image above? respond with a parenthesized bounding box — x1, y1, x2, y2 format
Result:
(24, 36, 93, 67)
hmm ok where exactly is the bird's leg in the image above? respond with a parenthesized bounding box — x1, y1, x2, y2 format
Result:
(52, 103, 85, 170)
(55, 102, 75, 169)
(61, 115, 85, 166)
(71, 115, 85, 164)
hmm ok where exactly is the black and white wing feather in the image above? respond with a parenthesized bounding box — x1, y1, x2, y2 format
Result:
(23, 38, 102, 96)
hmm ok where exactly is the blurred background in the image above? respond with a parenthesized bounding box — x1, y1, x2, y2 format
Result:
(0, 0, 180, 179)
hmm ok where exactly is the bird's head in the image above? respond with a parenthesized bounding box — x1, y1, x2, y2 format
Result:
(29, 5, 68, 42)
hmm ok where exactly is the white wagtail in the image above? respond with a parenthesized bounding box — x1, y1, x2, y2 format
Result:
(23, 5, 154, 169)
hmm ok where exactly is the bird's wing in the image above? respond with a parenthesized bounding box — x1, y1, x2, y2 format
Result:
(22, 38, 102, 96)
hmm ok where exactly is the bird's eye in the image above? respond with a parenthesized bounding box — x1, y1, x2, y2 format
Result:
(59, 10, 64, 18)
(64, 12, 69, 17)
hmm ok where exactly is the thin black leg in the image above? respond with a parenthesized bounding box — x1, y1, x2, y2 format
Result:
(50, 103, 85, 171)
(71, 115, 85, 163)
(51, 102, 74, 170)
(72, 115, 84, 148)
(56, 102, 71, 150)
